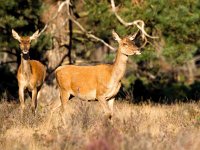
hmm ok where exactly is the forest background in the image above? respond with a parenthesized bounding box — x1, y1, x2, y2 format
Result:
(0, 0, 200, 103)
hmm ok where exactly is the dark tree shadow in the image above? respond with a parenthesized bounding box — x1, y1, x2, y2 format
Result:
(0, 65, 18, 101)
(122, 77, 200, 104)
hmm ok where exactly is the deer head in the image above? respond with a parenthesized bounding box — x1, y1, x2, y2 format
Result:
(12, 29, 39, 54)
(112, 30, 141, 56)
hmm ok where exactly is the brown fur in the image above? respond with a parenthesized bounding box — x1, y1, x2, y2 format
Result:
(17, 60, 46, 91)
(56, 65, 113, 98)
(12, 29, 46, 114)
(55, 31, 141, 119)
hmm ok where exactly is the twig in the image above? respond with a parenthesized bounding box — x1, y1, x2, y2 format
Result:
(0, 50, 17, 56)
(39, 0, 115, 51)
(38, 0, 71, 36)
(45, 53, 68, 82)
(0, 60, 17, 65)
(110, 0, 158, 47)
(69, 15, 116, 51)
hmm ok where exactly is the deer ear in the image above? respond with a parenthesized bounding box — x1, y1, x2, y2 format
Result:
(128, 30, 140, 41)
(12, 29, 21, 42)
(30, 30, 39, 41)
(112, 30, 121, 42)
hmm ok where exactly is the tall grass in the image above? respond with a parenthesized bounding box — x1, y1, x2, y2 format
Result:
(0, 87, 200, 150)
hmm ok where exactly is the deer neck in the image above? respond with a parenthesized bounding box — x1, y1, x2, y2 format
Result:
(21, 53, 32, 78)
(111, 48, 128, 84)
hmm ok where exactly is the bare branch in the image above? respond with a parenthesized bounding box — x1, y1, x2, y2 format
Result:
(110, 0, 158, 47)
(58, 0, 71, 12)
(39, 0, 115, 51)
(0, 60, 17, 65)
(38, 0, 71, 36)
(45, 53, 68, 82)
(191, 55, 200, 62)
(0, 50, 17, 56)
(65, 0, 115, 51)
(68, 15, 116, 51)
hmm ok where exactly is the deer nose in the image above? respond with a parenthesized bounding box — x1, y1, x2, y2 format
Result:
(23, 48, 29, 54)
(25, 45, 29, 49)
(135, 51, 141, 55)
(134, 47, 141, 55)
(23, 51, 29, 54)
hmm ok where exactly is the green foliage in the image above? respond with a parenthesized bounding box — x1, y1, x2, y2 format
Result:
(1, 0, 200, 101)
(83, 0, 200, 100)
(84, 0, 116, 39)
(0, 0, 46, 98)
(84, 0, 199, 65)
(0, 0, 44, 52)
(0, 0, 42, 28)
(134, 48, 157, 63)
(163, 42, 196, 65)
(0, 66, 18, 98)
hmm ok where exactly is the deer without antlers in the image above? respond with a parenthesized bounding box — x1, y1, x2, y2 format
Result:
(55, 30, 141, 119)
(12, 29, 46, 114)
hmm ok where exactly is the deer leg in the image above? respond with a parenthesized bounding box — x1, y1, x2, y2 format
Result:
(98, 98, 108, 112)
(59, 89, 69, 113)
(19, 86, 25, 113)
(107, 98, 115, 119)
(31, 88, 38, 115)
(59, 89, 70, 126)
(36, 85, 42, 102)
(98, 97, 113, 119)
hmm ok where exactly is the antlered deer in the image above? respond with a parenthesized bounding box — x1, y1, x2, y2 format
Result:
(12, 29, 46, 114)
(55, 30, 141, 119)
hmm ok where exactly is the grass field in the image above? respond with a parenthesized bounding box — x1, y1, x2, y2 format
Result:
(0, 87, 200, 150)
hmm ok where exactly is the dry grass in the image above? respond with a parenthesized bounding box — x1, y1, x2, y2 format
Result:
(0, 87, 200, 150)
